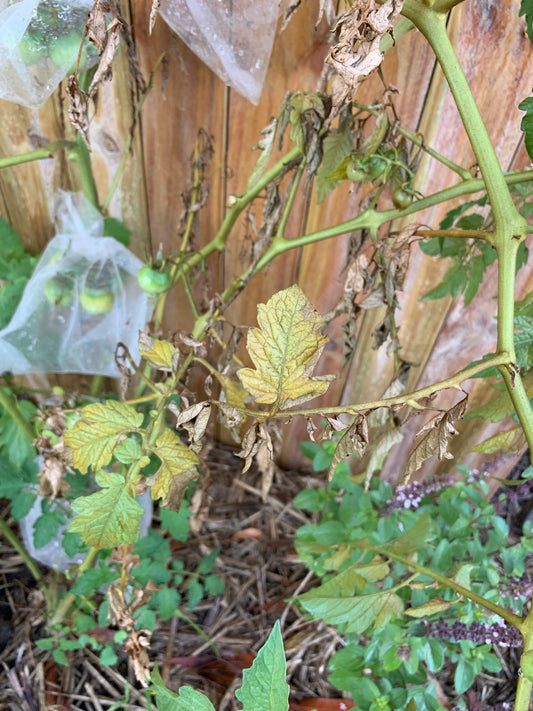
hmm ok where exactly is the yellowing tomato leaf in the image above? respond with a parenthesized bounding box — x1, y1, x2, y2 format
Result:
(149, 428, 199, 507)
(237, 285, 334, 410)
(406, 596, 459, 618)
(139, 333, 179, 371)
(298, 585, 403, 635)
(64, 401, 144, 473)
(68, 470, 143, 549)
(471, 426, 526, 454)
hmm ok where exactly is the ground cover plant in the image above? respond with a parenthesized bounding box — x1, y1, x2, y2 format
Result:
(3, 0, 533, 709)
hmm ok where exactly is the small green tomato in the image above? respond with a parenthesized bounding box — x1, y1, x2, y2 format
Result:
(80, 286, 114, 315)
(137, 265, 171, 297)
(18, 31, 47, 66)
(392, 187, 414, 210)
(346, 160, 368, 182)
(44, 276, 74, 307)
(49, 31, 86, 73)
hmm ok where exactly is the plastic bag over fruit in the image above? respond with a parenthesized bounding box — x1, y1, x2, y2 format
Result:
(158, 0, 279, 105)
(0, 192, 153, 376)
(0, 0, 98, 108)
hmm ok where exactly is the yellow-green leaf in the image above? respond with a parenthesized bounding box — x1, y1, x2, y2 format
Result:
(471, 426, 526, 454)
(68, 470, 143, 549)
(139, 333, 179, 371)
(298, 585, 403, 635)
(149, 428, 199, 506)
(405, 596, 459, 618)
(237, 285, 334, 410)
(64, 401, 143, 473)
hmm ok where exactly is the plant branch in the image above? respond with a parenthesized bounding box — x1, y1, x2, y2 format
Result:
(227, 351, 511, 420)
(415, 228, 492, 241)
(0, 140, 75, 169)
(355, 102, 471, 179)
(0, 387, 35, 443)
(49, 547, 99, 626)
(0, 516, 41, 581)
(367, 544, 524, 631)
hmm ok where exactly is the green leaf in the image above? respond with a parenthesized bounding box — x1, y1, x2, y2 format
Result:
(0, 397, 37, 466)
(103, 217, 131, 246)
(0, 456, 38, 520)
(198, 547, 219, 575)
(205, 574, 225, 596)
(155, 586, 180, 621)
(238, 285, 334, 409)
(0, 278, 28, 329)
(454, 657, 475, 694)
(132, 559, 172, 586)
(68, 469, 144, 549)
(53, 648, 69, 666)
(316, 127, 354, 203)
(0, 218, 25, 259)
(293, 488, 326, 511)
(520, 0, 533, 44)
(71, 564, 118, 594)
(100, 644, 118, 666)
(149, 428, 199, 507)
(520, 94, 533, 161)
(150, 666, 216, 711)
(64, 401, 143, 473)
(298, 583, 403, 635)
(187, 578, 204, 611)
(235, 620, 289, 711)
(113, 438, 147, 466)
(385, 513, 436, 554)
(160, 505, 190, 542)
(33, 508, 66, 548)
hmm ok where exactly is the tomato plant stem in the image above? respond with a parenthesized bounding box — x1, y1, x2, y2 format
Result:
(0, 516, 41, 581)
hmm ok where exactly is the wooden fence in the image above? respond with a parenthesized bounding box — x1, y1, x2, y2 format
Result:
(1, 0, 532, 483)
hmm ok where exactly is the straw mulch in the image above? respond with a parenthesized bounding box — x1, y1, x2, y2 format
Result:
(0, 443, 528, 710)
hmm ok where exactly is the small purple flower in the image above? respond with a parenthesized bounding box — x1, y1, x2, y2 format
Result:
(423, 618, 522, 648)
(385, 475, 454, 513)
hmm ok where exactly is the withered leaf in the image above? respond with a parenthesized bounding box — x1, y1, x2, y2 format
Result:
(326, 0, 403, 106)
(328, 415, 368, 480)
(88, 18, 122, 98)
(88, 1, 108, 53)
(66, 75, 90, 145)
(149, 0, 161, 34)
(404, 395, 468, 480)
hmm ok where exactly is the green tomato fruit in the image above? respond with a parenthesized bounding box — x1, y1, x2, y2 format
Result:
(19, 31, 48, 66)
(49, 31, 85, 73)
(80, 286, 114, 315)
(367, 156, 387, 182)
(137, 266, 171, 296)
(392, 187, 414, 210)
(44, 276, 74, 307)
(346, 160, 368, 182)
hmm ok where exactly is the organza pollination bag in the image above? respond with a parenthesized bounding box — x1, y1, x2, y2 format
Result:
(158, 0, 279, 105)
(0, 193, 153, 377)
(0, 0, 98, 107)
